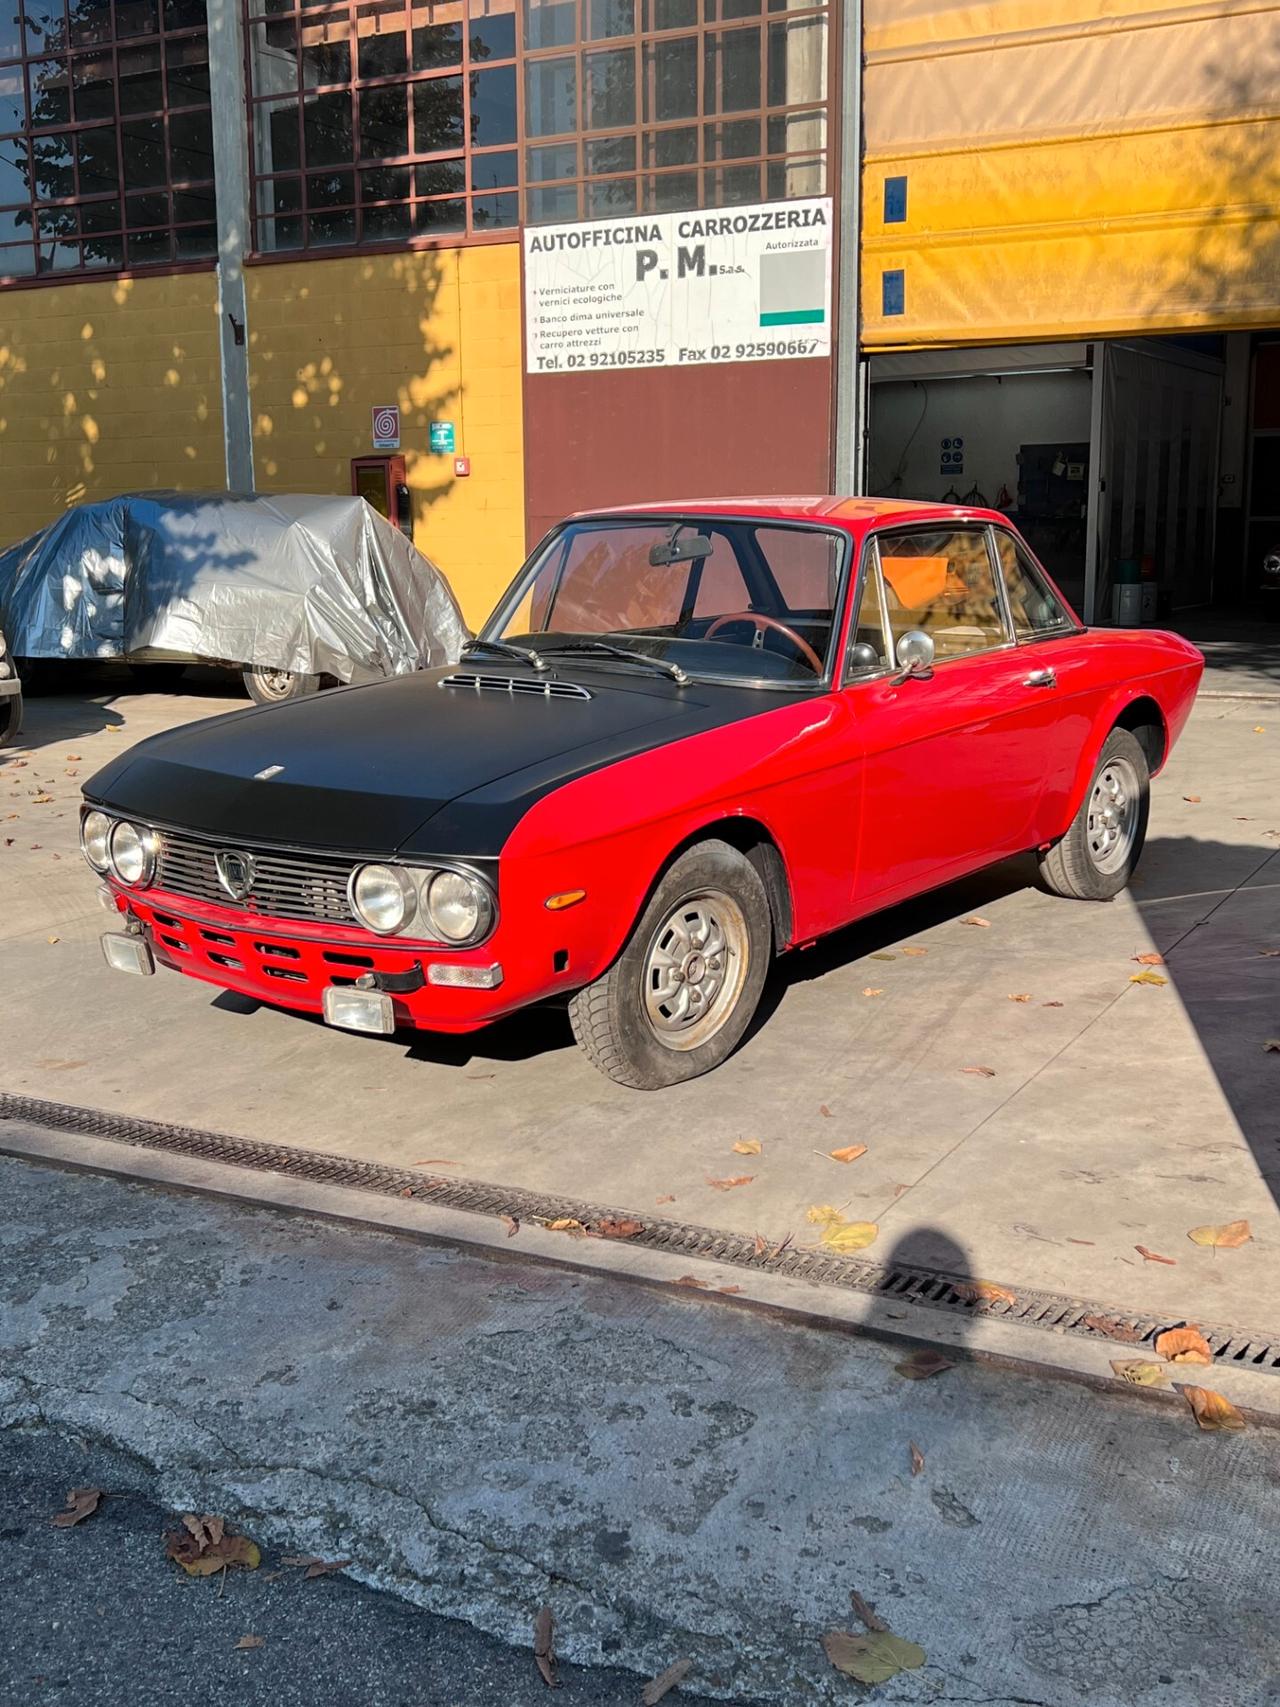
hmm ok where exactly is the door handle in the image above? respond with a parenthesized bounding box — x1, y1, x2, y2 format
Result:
(1024, 667, 1057, 688)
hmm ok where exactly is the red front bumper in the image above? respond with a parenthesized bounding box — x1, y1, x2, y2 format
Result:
(110, 886, 522, 1034)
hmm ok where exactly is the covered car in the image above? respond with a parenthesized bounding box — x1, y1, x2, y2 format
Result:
(0, 492, 469, 702)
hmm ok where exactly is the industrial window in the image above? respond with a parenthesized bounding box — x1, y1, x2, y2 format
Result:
(247, 0, 520, 252)
(523, 0, 829, 223)
(0, 0, 215, 284)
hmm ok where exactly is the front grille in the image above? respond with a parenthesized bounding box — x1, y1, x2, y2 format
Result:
(154, 829, 359, 927)
(440, 671, 592, 700)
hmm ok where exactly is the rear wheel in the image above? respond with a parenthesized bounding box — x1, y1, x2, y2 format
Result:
(243, 665, 322, 705)
(569, 839, 773, 1089)
(1037, 727, 1149, 901)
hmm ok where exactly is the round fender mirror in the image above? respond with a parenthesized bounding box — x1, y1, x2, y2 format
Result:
(895, 629, 935, 674)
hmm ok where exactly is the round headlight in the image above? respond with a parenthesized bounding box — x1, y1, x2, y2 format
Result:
(349, 863, 416, 935)
(108, 819, 156, 886)
(81, 810, 112, 873)
(424, 869, 492, 943)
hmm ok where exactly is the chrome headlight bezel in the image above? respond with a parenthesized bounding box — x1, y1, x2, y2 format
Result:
(423, 867, 494, 945)
(80, 808, 113, 873)
(348, 862, 419, 936)
(108, 818, 157, 887)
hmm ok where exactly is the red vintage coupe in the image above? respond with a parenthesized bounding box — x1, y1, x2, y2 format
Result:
(82, 499, 1203, 1089)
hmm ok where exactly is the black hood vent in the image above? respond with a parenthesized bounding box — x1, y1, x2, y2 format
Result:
(439, 671, 592, 700)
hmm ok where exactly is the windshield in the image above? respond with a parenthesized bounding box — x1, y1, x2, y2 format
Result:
(482, 518, 847, 685)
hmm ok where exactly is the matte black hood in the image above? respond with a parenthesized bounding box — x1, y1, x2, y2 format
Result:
(84, 667, 794, 857)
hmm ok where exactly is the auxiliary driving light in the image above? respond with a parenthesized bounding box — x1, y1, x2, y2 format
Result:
(323, 984, 396, 1035)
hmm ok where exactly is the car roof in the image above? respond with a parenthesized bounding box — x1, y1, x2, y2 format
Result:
(570, 496, 1011, 530)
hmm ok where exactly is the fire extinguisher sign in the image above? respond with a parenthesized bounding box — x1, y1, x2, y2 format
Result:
(371, 405, 401, 450)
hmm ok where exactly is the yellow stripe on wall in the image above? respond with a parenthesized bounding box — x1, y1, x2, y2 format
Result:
(0, 272, 224, 546)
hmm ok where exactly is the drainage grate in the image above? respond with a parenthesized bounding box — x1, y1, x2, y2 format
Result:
(3, 1089, 1278, 1376)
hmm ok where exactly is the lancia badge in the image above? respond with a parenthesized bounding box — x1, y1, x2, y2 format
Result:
(215, 849, 256, 901)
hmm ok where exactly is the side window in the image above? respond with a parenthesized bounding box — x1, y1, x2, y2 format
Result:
(845, 552, 890, 677)
(994, 531, 1076, 638)
(877, 527, 1008, 662)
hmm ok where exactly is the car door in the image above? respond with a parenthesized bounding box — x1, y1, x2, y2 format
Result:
(844, 523, 1056, 909)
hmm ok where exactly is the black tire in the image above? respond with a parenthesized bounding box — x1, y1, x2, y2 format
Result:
(1037, 727, 1150, 901)
(242, 665, 322, 705)
(128, 662, 187, 691)
(0, 688, 22, 749)
(568, 838, 773, 1089)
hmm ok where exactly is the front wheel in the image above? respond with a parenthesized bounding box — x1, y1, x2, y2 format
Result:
(243, 664, 322, 705)
(1037, 727, 1150, 901)
(569, 839, 773, 1089)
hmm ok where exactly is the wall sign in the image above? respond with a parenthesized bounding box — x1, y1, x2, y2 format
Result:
(523, 197, 832, 375)
(429, 421, 456, 454)
(371, 404, 400, 450)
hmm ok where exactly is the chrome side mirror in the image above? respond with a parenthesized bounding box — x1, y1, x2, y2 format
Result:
(892, 629, 935, 682)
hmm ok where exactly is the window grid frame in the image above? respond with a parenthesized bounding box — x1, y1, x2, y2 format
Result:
(0, 0, 216, 286)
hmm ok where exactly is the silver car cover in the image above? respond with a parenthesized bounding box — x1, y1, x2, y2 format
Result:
(0, 492, 470, 682)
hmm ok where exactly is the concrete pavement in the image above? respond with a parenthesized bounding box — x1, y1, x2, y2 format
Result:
(4, 1157, 1278, 1707)
(2, 675, 1278, 1370)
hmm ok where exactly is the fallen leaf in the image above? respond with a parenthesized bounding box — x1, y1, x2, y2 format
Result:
(596, 1217, 644, 1239)
(1155, 1325, 1213, 1365)
(960, 916, 991, 927)
(1132, 952, 1165, 966)
(46, 936, 59, 945)
(1041, 1000, 1065, 1008)
(1083, 1314, 1142, 1344)
(533, 1604, 558, 1689)
(1183, 794, 1201, 803)
(235, 1636, 265, 1650)
(398, 1186, 415, 1198)
(849, 1591, 889, 1634)
(1258, 949, 1280, 958)
(1111, 1359, 1166, 1387)
(953, 1280, 1017, 1306)
(656, 1194, 676, 1204)
(766, 1232, 794, 1261)
(821, 1220, 878, 1253)
(1266, 1040, 1280, 1054)
(1130, 971, 1167, 986)
(50, 1488, 102, 1528)
(1187, 1219, 1252, 1249)
(1177, 1384, 1245, 1431)
(869, 952, 895, 962)
(502, 1214, 520, 1238)
(1255, 726, 1266, 733)
(908, 1441, 924, 1476)
(165, 1518, 260, 1577)
(1136, 1245, 1177, 1265)
(32, 792, 53, 803)
(1007, 992, 1032, 1003)
(303, 1558, 351, 1579)
(411, 1158, 457, 1167)
(818, 1103, 833, 1116)
(860, 986, 883, 997)
(706, 1175, 753, 1191)
(822, 1630, 926, 1685)
(961, 1065, 996, 1077)
(753, 1232, 768, 1255)
(642, 1659, 692, 1705)
(717, 1284, 743, 1295)
(1067, 1237, 1096, 1246)
(901, 945, 928, 957)
(546, 1217, 586, 1235)
(806, 1203, 844, 1225)
(894, 1348, 954, 1381)
(828, 1145, 868, 1165)
(732, 1139, 762, 1155)
(65, 753, 81, 761)
(675, 1274, 711, 1289)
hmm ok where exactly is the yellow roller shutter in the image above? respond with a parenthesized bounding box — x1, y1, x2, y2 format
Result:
(861, 0, 1280, 348)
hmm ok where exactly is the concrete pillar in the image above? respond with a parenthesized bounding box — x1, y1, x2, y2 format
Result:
(208, 0, 255, 492)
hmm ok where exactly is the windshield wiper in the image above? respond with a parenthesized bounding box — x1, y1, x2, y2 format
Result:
(537, 639, 690, 685)
(461, 637, 548, 672)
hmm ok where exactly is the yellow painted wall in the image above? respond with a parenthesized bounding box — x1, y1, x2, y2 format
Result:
(862, 0, 1280, 347)
(247, 242, 525, 629)
(0, 271, 224, 544)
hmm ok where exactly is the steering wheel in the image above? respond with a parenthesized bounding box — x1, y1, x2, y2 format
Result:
(703, 611, 824, 676)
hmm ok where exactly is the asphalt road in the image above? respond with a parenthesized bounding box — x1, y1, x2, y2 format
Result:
(0, 1426, 718, 1707)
